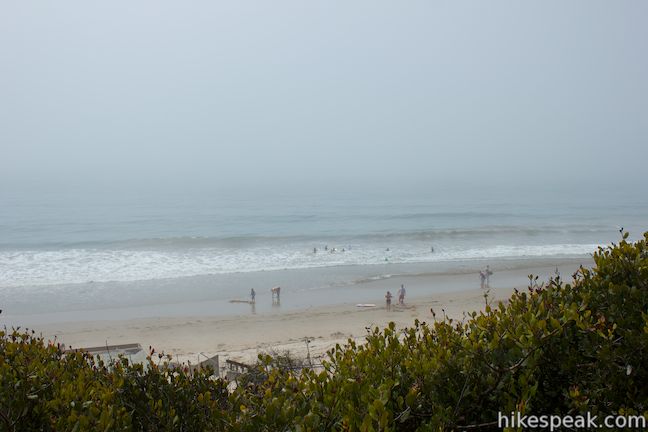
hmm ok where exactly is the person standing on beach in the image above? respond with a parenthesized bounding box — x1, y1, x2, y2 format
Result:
(485, 265, 493, 287)
(385, 291, 393, 311)
(398, 284, 406, 305)
(250, 288, 256, 303)
(479, 271, 486, 289)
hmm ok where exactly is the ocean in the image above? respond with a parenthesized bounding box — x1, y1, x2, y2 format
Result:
(0, 191, 645, 321)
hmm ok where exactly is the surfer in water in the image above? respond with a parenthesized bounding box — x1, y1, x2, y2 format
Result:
(250, 288, 256, 303)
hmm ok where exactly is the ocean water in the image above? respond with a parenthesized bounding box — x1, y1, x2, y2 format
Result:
(1, 193, 645, 289)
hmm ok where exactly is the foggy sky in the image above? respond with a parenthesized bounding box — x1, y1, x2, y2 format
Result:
(1, 1, 647, 199)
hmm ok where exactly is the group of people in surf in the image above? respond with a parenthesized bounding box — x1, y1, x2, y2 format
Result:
(313, 245, 435, 256)
(313, 245, 350, 254)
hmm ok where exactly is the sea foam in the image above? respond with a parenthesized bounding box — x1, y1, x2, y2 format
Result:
(0, 242, 599, 289)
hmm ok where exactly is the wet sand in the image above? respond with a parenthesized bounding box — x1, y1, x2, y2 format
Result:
(18, 259, 590, 367)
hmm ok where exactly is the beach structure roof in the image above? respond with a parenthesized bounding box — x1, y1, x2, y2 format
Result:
(66, 343, 149, 369)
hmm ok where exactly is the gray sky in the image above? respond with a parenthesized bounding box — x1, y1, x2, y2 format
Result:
(1, 1, 647, 199)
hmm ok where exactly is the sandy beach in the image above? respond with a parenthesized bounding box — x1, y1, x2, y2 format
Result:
(19, 259, 590, 369)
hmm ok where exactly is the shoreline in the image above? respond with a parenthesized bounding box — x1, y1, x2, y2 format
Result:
(2, 256, 590, 322)
(10, 258, 592, 366)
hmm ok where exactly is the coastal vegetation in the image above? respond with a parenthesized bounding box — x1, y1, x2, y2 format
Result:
(1, 233, 647, 431)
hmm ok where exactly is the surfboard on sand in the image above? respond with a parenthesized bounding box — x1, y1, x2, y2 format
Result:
(229, 300, 254, 304)
(355, 303, 376, 308)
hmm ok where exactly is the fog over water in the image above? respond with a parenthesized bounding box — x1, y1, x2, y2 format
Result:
(1, 1, 647, 200)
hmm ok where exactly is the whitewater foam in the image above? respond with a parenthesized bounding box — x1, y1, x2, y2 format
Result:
(0, 243, 600, 289)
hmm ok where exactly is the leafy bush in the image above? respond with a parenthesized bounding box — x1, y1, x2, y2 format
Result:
(1, 232, 647, 431)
